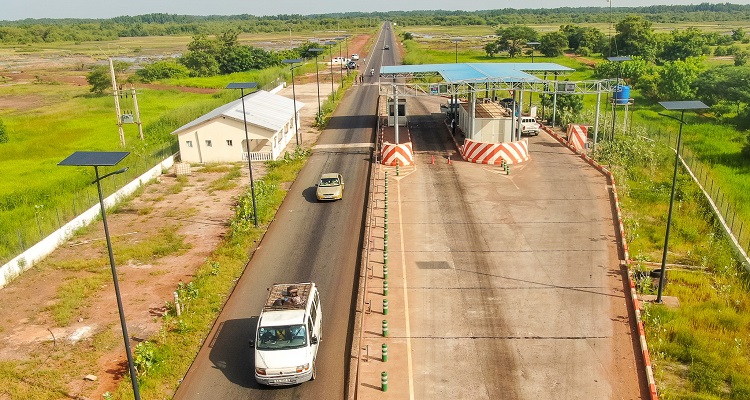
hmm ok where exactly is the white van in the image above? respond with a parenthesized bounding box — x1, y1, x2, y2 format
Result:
(250, 282, 322, 385)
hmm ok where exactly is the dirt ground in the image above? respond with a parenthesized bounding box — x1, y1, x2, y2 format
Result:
(0, 34, 371, 399)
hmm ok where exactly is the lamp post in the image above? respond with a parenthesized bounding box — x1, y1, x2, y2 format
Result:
(526, 42, 540, 110)
(335, 37, 345, 85)
(343, 34, 352, 77)
(451, 38, 462, 63)
(607, 56, 632, 141)
(325, 41, 337, 95)
(226, 82, 259, 228)
(309, 48, 325, 122)
(655, 100, 708, 303)
(58, 151, 140, 400)
(282, 59, 303, 146)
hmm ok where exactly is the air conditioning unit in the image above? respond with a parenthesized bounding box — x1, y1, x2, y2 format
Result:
(557, 83, 576, 93)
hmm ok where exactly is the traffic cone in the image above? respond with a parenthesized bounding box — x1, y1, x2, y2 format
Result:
(447, 155, 452, 165)
(431, 155, 435, 164)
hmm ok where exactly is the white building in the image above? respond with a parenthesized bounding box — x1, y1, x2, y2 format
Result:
(172, 90, 303, 163)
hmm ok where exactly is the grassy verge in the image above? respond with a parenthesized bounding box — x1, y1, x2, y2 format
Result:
(595, 130, 750, 399)
(103, 147, 310, 399)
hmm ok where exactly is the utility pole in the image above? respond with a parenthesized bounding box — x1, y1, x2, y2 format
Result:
(131, 85, 144, 141)
(109, 58, 125, 147)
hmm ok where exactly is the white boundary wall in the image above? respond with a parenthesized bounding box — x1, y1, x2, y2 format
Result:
(0, 154, 177, 288)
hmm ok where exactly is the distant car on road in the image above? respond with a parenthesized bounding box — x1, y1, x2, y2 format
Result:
(351, 54, 359, 60)
(384, 44, 390, 50)
(316, 173, 344, 201)
(344, 60, 358, 69)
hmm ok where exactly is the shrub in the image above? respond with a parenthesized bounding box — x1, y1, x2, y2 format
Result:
(0, 118, 7, 144)
(136, 60, 189, 83)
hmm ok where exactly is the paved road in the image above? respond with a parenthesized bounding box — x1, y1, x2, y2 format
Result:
(355, 96, 647, 399)
(173, 25, 393, 400)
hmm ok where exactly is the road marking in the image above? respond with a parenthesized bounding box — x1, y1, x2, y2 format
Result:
(312, 142, 374, 150)
(396, 177, 415, 400)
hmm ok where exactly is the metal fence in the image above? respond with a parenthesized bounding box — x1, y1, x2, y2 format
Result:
(646, 128, 750, 269)
(0, 143, 178, 265)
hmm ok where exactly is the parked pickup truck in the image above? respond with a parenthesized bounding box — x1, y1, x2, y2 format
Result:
(250, 282, 322, 386)
(520, 117, 540, 136)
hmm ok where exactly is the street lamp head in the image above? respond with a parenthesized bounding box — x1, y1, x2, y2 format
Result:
(659, 100, 709, 111)
(310, 48, 324, 53)
(282, 58, 303, 64)
(225, 82, 258, 90)
(450, 37, 463, 43)
(58, 151, 130, 167)
(527, 41, 540, 47)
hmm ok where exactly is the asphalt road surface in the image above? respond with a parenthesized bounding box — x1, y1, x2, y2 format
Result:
(172, 24, 394, 400)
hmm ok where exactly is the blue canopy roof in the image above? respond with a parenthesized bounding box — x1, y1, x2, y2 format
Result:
(380, 62, 573, 83)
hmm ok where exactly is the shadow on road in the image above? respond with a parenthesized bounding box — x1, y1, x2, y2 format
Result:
(208, 317, 259, 389)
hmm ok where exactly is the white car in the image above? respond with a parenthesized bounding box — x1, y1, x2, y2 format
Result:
(351, 54, 359, 61)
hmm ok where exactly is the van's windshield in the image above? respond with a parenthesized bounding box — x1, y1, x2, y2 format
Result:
(257, 325, 307, 350)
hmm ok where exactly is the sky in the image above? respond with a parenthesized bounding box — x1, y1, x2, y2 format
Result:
(0, 0, 738, 21)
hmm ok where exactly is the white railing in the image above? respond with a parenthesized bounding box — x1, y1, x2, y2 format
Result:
(243, 152, 273, 162)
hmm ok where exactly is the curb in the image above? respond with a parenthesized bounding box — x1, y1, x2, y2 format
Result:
(542, 124, 659, 400)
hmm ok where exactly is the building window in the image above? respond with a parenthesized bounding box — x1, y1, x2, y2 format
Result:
(226, 140, 233, 146)
(205, 140, 212, 147)
(186, 140, 193, 148)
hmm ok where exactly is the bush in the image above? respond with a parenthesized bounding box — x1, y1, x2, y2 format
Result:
(576, 46, 591, 56)
(0, 118, 7, 144)
(136, 60, 189, 82)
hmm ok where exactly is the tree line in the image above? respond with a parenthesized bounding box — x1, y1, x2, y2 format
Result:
(85, 31, 328, 92)
(3, 4, 750, 44)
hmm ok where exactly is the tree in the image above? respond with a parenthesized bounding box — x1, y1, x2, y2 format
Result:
(0, 118, 7, 144)
(660, 27, 707, 61)
(495, 25, 538, 58)
(560, 24, 606, 54)
(86, 65, 111, 95)
(85, 61, 128, 95)
(484, 41, 500, 58)
(540, 89, 584, 126)
(180, 51, 219, 77)
(731, 27, 746, 42)
(693, 65, 750, 108)
(735, 50, 749, 66)
(402, 32, 413, 40)
(614, 15, 658, 61)
(539, 31, 567, 57)
(659, 57, 705, 101)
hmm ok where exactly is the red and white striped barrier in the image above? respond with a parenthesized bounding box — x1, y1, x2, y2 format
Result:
(461, 138, 530, 165)
(567, 124, 588, 152)
(381, 142, 413, 166)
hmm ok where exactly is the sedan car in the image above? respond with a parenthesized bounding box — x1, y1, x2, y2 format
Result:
(384, 44, 390, 50)
(315, 173, 344, 201)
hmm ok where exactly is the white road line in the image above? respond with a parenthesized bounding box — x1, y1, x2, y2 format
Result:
(396, 176, 415, 400)
(312, 143, 374, 150)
